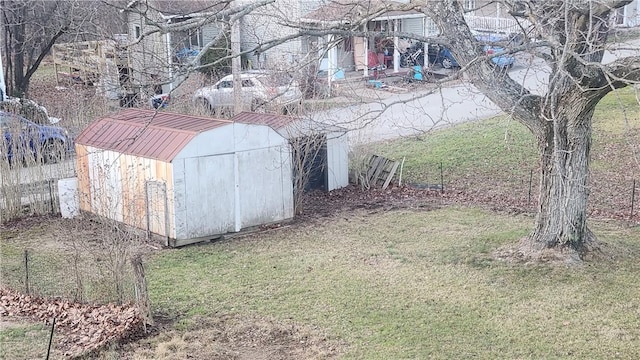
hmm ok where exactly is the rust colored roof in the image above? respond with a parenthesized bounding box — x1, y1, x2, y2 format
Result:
(75, 109, 231, 162)
(232, 112, 298, 130)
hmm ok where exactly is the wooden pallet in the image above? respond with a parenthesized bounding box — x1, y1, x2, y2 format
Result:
(365, 155, 401, 190)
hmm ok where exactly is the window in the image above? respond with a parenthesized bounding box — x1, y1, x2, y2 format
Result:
(134, 25, 141, 39)
(217, 81, 233, 89)
(241, 80, 254, 87)
(464, 0, 476, 11)
(188, 29, 203, 49)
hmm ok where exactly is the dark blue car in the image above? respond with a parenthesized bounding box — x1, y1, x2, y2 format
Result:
(1, 111, 70, 164)
(428, 35, 515, 69)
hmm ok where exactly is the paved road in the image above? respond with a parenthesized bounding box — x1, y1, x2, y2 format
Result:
(313, 54, 551, 146)
(315, 38, 640, 147)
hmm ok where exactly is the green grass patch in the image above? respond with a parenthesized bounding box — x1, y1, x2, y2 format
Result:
(369, 116, 538, 185)
(593, 87, 640, 136)
(0, 322, 51, 360)
(145, 207, 640, 359)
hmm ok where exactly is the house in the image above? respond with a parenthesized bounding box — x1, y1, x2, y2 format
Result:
(124, 0, 225, 99)
(75, 109, 294, 246)
(464, 0, 640, 33)
(299, 1, 437, 79)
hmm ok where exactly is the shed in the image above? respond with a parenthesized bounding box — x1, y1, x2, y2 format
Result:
(232, 112, 349, 192)
(75, 109, 294, 246)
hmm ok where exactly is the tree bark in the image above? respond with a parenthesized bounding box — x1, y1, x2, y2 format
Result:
(530, 88, 597, 253)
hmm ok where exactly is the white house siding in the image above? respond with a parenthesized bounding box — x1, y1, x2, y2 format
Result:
(127, 10, 170, 93)
(201, 24, 222, 47)
(326, 132, 349, 191)
(620, 0, 640, 27)
(239, 0, 326, 69)
(402, 17, 424, 36)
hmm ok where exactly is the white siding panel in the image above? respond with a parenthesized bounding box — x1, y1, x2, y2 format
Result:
(326, 133, 349, 191)
(237, 145, 293, 228)
(172, 159, 187, 239)
(182, 154, 236, 239)
(201, 24, 222, 47)
(88, 148, 125, 222)
(175, 123, 288, 160)
(402, 18, 424, 36)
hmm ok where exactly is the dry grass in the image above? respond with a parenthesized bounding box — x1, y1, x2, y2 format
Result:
(135, 207, 640, 359)
(3, 195, 640, 358)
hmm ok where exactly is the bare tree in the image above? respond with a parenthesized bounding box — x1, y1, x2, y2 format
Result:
(418, 0, 640, 258)
(0, 0, 111, 97)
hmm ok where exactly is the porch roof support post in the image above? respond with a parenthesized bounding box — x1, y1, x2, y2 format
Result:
(166, 20, 174, 92)
(363, 24, 369, 78)
(393, 19, 400, 73)
(328, 34, 338, 82)
(423, 17, 427, 67)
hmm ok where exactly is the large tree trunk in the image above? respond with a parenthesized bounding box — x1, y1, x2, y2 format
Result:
(529, 88, 599, 254)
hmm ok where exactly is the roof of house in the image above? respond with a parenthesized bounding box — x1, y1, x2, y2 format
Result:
(75, 109, 231, 162)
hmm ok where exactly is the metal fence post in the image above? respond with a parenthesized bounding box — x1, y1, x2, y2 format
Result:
(528, 169, 533, 205)
(631, 179, 636, 219)
(46, 317, 56, 360)
(24, 250, 30, 295)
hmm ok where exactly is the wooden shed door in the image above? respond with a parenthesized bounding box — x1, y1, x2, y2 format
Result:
(146, 181, 168, 238)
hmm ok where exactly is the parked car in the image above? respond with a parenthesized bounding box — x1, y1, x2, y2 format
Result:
(1, 111, 70, 164)
(427, 37, 515, 70)
(193, 71, 303, 114)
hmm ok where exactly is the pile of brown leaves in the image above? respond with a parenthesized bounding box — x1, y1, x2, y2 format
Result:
(0, 288, 143, 358)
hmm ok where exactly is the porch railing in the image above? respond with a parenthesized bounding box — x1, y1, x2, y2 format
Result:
(464, 15, 532, 34)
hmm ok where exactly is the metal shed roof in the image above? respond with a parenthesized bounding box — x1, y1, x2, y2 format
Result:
(75, 109, 231, 162)
(232, 112, 298, 130)
(232, 112, 347, 139)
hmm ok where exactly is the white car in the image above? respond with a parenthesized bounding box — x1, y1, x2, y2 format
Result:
(193, 71, 302, 114)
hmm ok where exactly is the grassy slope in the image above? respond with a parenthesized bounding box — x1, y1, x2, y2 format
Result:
(146, 208, 640, 359)
(373, 87, 640, 216)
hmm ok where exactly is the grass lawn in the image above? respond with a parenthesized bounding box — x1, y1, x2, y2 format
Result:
(138, 207, 640, 359)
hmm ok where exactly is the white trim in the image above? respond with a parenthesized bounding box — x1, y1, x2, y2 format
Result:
(372, 13, 425, 21)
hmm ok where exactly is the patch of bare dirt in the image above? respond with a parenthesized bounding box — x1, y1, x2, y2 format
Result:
(116, 314, 345, 360)
(491, 234, 634, 266)
(298, 185, 444, 220)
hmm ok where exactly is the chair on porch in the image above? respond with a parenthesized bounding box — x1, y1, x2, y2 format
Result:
(367, 51, 387, 79)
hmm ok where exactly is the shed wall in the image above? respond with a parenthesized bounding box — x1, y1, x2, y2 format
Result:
(238, 146, 294, 227)
(172, 122, 294, 241)
(77, 145, 175, 238)
(326, 132, 350, 191)
(172, 154, 236, 239)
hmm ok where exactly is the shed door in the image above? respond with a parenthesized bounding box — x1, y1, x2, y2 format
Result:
(146, 181, 168, 237)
